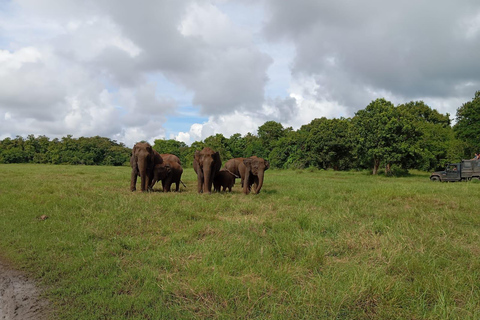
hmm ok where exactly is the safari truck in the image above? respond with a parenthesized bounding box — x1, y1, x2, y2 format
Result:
(430, 159, 480, 182)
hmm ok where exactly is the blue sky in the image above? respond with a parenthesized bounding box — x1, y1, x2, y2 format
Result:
(1, 0, 479, 146)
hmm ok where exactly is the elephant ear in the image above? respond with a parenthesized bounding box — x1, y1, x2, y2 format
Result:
(213, 152, 222, 173)
(165, 163, 172, 174)
(193, 151, 200, 174)
(130, 154, 135, 168)
(149, 148, 155, 164)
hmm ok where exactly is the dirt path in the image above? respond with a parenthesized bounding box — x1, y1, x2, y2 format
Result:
(0, 260, 48, 320)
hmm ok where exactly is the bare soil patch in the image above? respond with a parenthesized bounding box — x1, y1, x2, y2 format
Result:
(0, 260, 48, 320)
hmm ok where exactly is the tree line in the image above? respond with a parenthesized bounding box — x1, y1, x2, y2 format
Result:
(2, 91, 480, 174)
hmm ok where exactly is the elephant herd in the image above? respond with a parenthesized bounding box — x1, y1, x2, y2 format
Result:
(130, 142, 270, 195)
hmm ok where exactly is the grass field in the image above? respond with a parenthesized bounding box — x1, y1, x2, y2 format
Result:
(1, 164, 480, 319)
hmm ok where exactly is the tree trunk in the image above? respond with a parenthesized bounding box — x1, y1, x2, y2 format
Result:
(372, 158, 380, 175)
(385, 163, 391, 175)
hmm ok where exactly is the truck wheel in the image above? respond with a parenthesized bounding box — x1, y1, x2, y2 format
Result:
(430, 176, 440, 182)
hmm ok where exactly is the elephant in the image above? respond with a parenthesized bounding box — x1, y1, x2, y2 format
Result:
(151, 154, 183, 192)
(130, 142, 163, 192)
(223, 157, 246, 186)
(242, 156, 270, 194)
(213, 169, 237, 192)
(193, 147, 221, 193)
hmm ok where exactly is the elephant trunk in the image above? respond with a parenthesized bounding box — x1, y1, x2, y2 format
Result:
(243, 170, 251, 194)
(255, 171, 265, 194)
(203, 165, 212, 194)
(138, 159, 149, 192)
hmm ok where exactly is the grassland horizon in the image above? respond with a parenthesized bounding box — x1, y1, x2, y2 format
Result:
(1, 164, 479, 319)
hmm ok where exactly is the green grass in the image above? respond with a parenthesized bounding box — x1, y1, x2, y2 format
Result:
(1, 164, 480, 319)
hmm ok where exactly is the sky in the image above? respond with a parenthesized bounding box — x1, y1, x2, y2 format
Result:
(1, 0, 479, 147)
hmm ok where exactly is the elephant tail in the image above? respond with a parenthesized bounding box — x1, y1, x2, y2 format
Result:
(180, 180, 187, 188)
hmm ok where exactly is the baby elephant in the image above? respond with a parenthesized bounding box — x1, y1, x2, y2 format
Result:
(214, 170, 237, 192)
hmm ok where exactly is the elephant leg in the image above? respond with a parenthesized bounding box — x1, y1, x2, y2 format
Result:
(206, 177, 213, 194)
(166, 176, 174, 192)
(130, 168, 138, 191)
(130, 169, 138, 191)
(243, 173, 250, 194)
(150, 174, 159, 191)
(197, 174, 204, 193)
(253, 176, 259, 193)
(147, 171, 155, 192)
(140, 171, 150, 192)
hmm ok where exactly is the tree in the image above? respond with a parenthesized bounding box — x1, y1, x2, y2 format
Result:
(398, 101, 454, 170)
(269, 130, 305, 169)
(353, 98, 422, 175)
(244, 133, 265, 158)
(257, 121, 286, 158)
(0, 136, 28, 163)
(300, 117, 354, 170)
(454, 91, 480, 157)
(153, 139, 187, 156)
(226, 133, 246, 158)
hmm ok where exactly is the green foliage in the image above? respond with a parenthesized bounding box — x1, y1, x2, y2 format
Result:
(454, 91, 480, 157)
(257, 120, 286, 157)
(352, 98, 424, 174)
(269, 130, 305, 169)
(299, 117, 354, 170)
(397, 101, 456, 171)
(225, 133, 246, 158)
(243, 132, 265, 158)
(0, 135, 130, 165)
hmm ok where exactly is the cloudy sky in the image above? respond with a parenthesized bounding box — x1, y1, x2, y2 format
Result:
(1, 0, 479, 146)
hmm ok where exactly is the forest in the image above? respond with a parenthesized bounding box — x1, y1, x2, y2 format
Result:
(1, 91, 480, 175)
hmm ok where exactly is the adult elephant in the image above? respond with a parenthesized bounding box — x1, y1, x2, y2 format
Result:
(223, 157, 246, 186)
(152, 154, 183, 192)
(130, 142, 163, 192)
(193, 147, 221, 193)
(242, 156, 270, 194)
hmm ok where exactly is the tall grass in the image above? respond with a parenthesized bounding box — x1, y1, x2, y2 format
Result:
(1, 164, 480, 319)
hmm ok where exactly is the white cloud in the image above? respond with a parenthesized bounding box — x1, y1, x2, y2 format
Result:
(0, 47, 42, 72)
(179, 2, 250, 48)
(1, 0, 480, 147)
